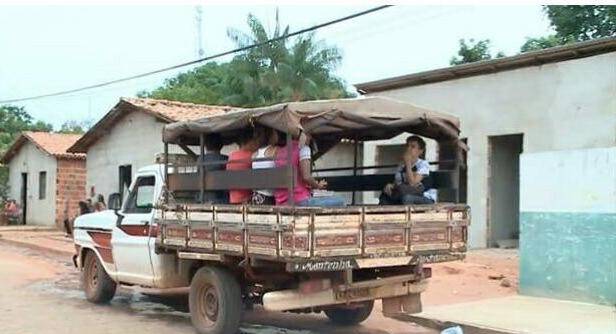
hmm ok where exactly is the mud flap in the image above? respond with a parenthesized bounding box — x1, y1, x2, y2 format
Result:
(382, 293, 422, 317)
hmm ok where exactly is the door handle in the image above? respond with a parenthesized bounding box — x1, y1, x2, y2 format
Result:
(140, 220, 150, 225)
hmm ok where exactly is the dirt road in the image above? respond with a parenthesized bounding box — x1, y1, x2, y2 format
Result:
(0, 242, 435, 334)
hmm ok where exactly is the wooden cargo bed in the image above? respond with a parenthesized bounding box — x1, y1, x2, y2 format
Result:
(155, 203, 469, 271)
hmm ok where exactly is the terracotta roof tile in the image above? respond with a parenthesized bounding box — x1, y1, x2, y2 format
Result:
(1, 132, 85, 163)
(68, 97, 242, 153)
(122, 97, 241, 121)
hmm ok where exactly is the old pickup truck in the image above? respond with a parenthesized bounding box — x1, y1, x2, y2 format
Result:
(73, 97, 469, 334)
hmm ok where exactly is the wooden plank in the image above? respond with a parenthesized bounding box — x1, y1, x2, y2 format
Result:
(365, 213, 407, 223)
(314, 214, 361, 224)
(168, 167, 292, 191)
(188, 211, 213, 222)
(246, 213, 278, 225)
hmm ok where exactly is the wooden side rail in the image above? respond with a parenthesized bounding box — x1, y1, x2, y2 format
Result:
(168, 167, 292, 191)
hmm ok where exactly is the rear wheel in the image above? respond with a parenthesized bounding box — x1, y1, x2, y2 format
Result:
(189, 266, 242, 334)
(82, 250, 116, 303)
(324, 300, 374, 326)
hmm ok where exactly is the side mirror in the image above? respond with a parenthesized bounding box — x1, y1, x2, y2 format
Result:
(108, 193, 122, 211)
(108, 193, 124, 228)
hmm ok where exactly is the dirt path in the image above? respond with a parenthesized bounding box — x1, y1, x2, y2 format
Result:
(0, 232, 518, 334)
(0, 243, 435, 334)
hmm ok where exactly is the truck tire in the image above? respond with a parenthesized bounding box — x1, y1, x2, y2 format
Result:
(189, 266, 242, 334)
(324, 300, 374, 326)
(82, 250, 117, 304)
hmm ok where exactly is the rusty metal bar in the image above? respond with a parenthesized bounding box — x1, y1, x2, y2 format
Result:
(164, 142, 169, 203)
(287, 132, 295, 206)
(199, 134, 205, 203)
(352, 138, 359, 205)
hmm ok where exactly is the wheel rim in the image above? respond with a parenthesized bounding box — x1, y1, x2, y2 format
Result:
(86, 255, 99, 292)
(198, 283, 218, 326)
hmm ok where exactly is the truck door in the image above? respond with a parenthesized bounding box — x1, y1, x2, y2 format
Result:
(112, 174, 156, 285)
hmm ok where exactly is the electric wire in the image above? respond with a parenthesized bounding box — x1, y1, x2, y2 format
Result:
(0, 5, 392, 104)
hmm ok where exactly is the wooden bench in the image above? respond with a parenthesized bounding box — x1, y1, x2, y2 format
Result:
(322, 170, 460, 202)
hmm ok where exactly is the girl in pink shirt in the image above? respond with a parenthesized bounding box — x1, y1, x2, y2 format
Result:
(274, 132, 345, 207)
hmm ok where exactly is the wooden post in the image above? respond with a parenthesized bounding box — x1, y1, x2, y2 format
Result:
(199, 134, 205, 203)
(287, 132, 295, 206)
(352, 138, 359, 205)
(163, 143, 169, 204)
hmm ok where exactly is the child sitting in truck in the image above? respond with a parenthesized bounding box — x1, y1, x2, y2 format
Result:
(251, 128, 279, 205)
(226, 128, 264, 204)
(202, 133, 229, 204)
(274, 132, 345, 207)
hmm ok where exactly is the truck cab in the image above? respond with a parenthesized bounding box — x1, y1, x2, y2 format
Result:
(74, 164, 192, 292)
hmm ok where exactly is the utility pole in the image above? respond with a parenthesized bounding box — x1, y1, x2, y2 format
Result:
(195, 6, 204, 58)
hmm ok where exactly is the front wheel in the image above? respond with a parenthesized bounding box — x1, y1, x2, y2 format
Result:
(189, 266, 242, 334)
(324, 300, 374, 326)
(82, 250, 117, 303)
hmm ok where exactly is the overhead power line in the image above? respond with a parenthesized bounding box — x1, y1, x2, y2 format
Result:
(0, 5, 392, 104)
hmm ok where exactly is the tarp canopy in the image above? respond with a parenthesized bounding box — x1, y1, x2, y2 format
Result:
(163, 97, 462, 146)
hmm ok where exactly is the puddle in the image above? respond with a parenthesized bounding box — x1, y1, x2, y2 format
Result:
(23, 250, 317, 334)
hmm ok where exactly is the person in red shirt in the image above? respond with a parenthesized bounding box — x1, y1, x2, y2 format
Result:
(226, 129, 264, 204)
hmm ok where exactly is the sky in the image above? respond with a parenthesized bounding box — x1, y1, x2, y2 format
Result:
(0, 5, 554, 128)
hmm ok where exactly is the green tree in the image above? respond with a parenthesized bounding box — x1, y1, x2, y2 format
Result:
(141, 11, 352, 107)
(450, 39, 505, 65)
(521, 6, 616, 52)
(225, 12, 351, 105)
(546, 5, 616, 41)
(520, 35, 573, 53)
(0, 105, 53, 201)
(58, 120, 92, 134)
(141, 62, 230, 104)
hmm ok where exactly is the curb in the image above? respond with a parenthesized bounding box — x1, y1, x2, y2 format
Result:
(0, 226, 60, 233)
(0, 237, 74, 258)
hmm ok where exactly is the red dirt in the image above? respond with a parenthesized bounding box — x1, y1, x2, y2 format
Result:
(424, 248, 519, 306)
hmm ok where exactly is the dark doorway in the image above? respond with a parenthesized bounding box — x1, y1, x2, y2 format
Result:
(20, 173, 27, 225)
(488, 134, 523, 248)
(118, 165, 132, 202)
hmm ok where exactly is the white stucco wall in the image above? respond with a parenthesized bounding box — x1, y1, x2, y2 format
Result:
(7, 142, 57, 225)
(520, 147, 616, 214)
(365, 52, 616, 247)
(86, 111, 186, 201)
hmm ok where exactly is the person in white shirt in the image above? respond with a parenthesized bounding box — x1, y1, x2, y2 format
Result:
(380, 135, 436, 205)
(251, 129, 279, 205)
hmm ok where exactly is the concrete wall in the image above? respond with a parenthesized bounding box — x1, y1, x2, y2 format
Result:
(86, 111, 187, 201)
(519, 147, 616, 305)
(366, 52, 616, 247)
(7, 142, 57, 226)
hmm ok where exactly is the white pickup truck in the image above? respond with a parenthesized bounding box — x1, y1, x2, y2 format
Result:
(73, 96, 470, 334)
(73, 164, 469, 334)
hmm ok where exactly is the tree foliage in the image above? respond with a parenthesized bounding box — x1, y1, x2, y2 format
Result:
(0, 105, 52, 153)
(142, 11, 352, 107)
(450, 39, 505, 66)
(521, 5, 616, 53)
(58, 120, 92, 134)
(546, 5, 616, 41)
(520, 35, 574, 53)
(0, 105, 53, 200)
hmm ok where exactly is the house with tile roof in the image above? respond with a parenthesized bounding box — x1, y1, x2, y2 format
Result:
(355, 36, 616, 305)
(0, 132, 86, 226)
(67, 97, 241, 202)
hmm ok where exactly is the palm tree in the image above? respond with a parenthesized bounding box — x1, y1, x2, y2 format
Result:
(227, 10, 351, 105)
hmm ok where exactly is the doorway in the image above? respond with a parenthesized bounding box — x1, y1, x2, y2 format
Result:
(488, 134, 523, 248)
(20, 173, 27, 225)
(118, 165, 132, 202)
